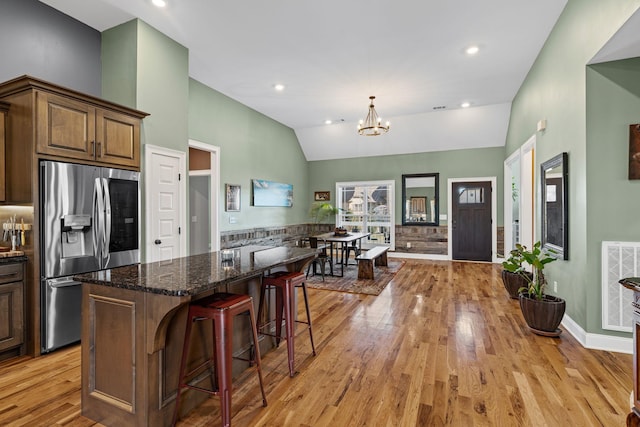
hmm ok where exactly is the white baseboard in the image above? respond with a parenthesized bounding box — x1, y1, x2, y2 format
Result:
(562, 314, 632, 354)
(389, 252, 449, 261)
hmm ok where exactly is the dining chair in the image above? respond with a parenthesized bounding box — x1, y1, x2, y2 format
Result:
(306, 237, 333, 280)
(342, 240, 361, 266)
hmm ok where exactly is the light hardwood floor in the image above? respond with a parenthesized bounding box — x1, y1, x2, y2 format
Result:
(0, 259, 633, 426)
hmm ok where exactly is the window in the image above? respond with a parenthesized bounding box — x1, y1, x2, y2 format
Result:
(336, 180, 395, 250)
(458, 187, 484, 204)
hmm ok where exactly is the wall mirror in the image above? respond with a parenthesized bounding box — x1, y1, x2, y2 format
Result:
(402, 173, 439, 226)
(541, 152, 568, 260)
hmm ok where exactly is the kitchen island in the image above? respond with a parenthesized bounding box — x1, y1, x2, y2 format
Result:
(75, 245, 317, 427)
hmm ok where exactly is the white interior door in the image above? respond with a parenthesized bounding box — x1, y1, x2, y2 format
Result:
(145, 145, 186, 262)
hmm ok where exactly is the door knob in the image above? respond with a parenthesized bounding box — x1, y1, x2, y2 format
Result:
(154, 239, 161, 245)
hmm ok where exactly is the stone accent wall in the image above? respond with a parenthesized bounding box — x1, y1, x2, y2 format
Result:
(220, 224, 335, 249)
(394, 225, 448, 255)
(220, 224, 505, 259)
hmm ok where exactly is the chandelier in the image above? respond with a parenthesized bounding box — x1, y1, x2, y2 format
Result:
(357, 96, 390, 136)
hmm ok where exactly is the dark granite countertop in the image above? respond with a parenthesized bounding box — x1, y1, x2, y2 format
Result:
(74, 245, 317, 297)
(620, 277, 640, 292)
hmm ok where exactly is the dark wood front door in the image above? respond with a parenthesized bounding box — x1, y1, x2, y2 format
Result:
(452, 181, 492, 261)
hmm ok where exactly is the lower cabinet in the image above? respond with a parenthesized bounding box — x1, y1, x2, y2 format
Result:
(0, 261, 25, 361)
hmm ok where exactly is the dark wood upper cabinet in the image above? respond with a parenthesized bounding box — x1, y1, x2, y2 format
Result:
(35, 91, 141, 168)
(0, 75, 148, 202)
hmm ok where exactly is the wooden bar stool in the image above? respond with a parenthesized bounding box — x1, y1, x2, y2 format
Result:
(257, 271, 316, 377)
(173, 292, 267, 427)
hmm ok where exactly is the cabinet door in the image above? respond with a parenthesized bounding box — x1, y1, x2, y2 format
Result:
(0, 281, 24, 352)
(0, 109, 6, 201)
(36, 91, 96, 162)
(96, 109, 140, 168)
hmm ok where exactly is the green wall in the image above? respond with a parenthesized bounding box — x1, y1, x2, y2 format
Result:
(101, 20, 137, 108)
(505, 0, 640, 334)
(188, 79, 309, 231)
(586, 59, 640, 334)
(102, 19, 189, 153)
(309, 146, 505, 226)
(102, 19, 307, 239)
(102, 19, 190, 259)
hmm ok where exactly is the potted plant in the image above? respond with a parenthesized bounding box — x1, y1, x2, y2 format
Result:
(501, 246, 532, 299)
(503, 242, 565, 336)
(308, 202, 339, 233)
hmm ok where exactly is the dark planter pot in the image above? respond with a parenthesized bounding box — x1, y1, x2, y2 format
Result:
(519, 293, 566, 337)
(501, 270, 532, 299)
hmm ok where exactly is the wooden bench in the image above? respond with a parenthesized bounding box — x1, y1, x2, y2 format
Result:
(355, 246, 389, 279)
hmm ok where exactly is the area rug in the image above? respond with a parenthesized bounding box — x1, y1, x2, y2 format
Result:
(304, 260, 405, 295)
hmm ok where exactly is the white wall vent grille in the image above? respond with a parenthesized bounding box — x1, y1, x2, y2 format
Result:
(602, 241, 638, 332)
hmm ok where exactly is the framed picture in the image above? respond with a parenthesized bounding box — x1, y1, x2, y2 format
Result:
(252, 179, 293, 207)
(629, 124, 640, 180)
(225, 184, 241, 211)
(314, 191, 330, 201)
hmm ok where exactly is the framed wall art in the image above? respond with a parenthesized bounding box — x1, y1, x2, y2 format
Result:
(225, 184, 241, 211)
(314, 191, 330, 201)
(252, 179, 293, 207)
(630, 124, 640, 180)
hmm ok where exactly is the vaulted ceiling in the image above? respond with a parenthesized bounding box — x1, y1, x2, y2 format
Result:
(40, 0, 568, 160)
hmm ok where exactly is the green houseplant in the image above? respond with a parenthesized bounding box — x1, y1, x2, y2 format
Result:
(308, 202, 339, 233)
(502, 242, 565, 336)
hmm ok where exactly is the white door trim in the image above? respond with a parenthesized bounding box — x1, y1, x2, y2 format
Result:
(188, 139, 221, 252)
(447, 176, 498, 262)
(503, 135, 536, 257)
(504, 148, 520, 258)
(144, 144, 187, 262)
(520, 135, 536, 251)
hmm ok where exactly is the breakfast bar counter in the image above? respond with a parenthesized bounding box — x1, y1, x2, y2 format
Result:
(75, 245, 317, 427)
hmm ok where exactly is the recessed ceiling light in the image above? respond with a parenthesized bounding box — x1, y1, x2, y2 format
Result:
(461, 102, 471, 108)
(274, 84, 285, 91)
(324, 120, 332, 125)
(152, 0, 166, 7)
(466, 46, 479, 55)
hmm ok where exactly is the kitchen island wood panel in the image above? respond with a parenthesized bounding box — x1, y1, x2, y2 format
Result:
(75, 245, 316, 427)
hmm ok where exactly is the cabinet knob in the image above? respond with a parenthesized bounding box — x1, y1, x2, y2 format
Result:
(154, 239, 161, 245)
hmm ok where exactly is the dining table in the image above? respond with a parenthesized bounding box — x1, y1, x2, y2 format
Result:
(314, 231, 371, 277)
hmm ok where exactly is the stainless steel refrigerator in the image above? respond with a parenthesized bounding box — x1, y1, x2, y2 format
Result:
(40, 160, 140, 353)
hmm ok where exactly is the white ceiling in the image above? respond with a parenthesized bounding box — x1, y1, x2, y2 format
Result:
(39, 0, 568, 161)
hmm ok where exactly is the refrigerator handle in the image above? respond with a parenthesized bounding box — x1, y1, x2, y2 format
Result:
(93, 177, 103, 261)
(102, 177, 112, 263)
